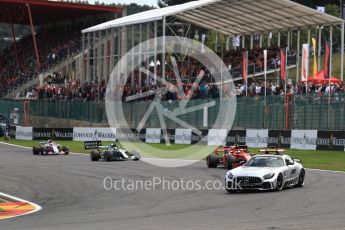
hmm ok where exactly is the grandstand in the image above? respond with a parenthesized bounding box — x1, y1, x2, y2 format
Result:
(81, 0, 344, 100)
(0, 0, 122, 98)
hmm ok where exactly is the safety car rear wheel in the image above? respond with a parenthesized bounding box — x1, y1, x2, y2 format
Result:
(295, 169, 305, 187)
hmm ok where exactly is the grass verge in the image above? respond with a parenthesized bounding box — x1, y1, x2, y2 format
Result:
(1, 137, 345, 172)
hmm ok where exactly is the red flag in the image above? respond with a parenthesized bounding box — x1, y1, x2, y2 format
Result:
(242, 51, 248, 81)
(280, 48, 286, 81)
(324, 41, 330, 79)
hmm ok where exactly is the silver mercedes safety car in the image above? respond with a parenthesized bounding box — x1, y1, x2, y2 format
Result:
(225, 149, 305, 193)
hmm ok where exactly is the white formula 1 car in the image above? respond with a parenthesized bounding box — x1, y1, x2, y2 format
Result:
(85, 140, 141, 162)
(33, 140, 69, 155)
(225, 148, 305, 193)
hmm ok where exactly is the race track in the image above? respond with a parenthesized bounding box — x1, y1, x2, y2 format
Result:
(1, 143, 345, 230)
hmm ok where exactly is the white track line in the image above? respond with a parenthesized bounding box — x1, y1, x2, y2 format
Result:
(0, 142, 87, 156)
(0, 142, 32, 150)
(306, 168, 345, 174)
(0, 192, 42, 220)
(1, 141, 345, 174)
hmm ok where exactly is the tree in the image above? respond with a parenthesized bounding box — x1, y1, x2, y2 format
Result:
(325, 4, 340, 17)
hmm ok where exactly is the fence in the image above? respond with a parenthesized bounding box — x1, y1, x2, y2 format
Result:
(0, 93, 344, 130)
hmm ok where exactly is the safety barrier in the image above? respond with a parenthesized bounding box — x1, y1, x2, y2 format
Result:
(1, 93, 345, 130)
(7, 126, 345, 151)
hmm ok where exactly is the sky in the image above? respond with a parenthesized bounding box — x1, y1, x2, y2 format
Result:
(88, 0, 158, 7)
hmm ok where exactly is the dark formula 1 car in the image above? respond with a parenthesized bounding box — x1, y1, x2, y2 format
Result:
(85, 140, 141, 162)
(33, 140, 69, 155)
(206, 145, 252, 170)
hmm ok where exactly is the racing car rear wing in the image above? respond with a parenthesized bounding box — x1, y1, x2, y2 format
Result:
(215, 145, 248, 151)
(259, 148, 285, 155)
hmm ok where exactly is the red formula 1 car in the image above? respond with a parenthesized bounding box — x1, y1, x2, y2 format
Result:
(206, 145, 252, 169)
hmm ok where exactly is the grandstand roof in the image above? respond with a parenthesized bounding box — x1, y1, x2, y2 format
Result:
(82, 0, 343, 35)
(0, 0, 122, 25)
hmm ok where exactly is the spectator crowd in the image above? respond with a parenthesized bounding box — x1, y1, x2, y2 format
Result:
(1, 25, 343, 102)
(0, 23, 82, 97)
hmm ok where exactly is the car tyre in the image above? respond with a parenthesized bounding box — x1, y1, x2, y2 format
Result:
(33, 146, 39, 155)
(225, 182, 236, 193)
(131, 150, 141, 161)
(226, 155, 235, 170)
(104, 151, 112, 161)
(295, 169, 305, 187)
(40, 148, 46, 155)
(275, 173, 284, 191)
(62, 146, 69, 155)
(206, 154, 219, 168)
(90, 151, 100, 161)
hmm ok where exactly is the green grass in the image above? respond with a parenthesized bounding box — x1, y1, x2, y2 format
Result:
(249, 148, 345, 172)
(1, 137, 345, 172)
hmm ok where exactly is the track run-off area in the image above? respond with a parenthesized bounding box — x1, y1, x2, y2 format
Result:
(0, 143, 345, 230)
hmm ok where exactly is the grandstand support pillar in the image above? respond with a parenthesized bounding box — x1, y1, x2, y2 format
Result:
(162, 16, 166, 79)
(103, 30, 108, 81)
(296, 30, 300, 81)
(154, 21, 158, 84)
(98, 30, 103, 83)
(268, 32, 271, 47)
(26, 3, 40, 72)
(146, 23, 150, 86)
(318, 26, 322, 70)
(109, 28, 115, 80)
(329, 26, 333, 80)
(92, 32, 96, 82)
(131, 25, 135, 87)
(86, 33, 91, 82)
(117, 27, 122, 86)
(250, 34, 253, 49)
(259, 33, 263, 48)
(278, 32, 281, 47)
(241, 36, 245, 49)
(82, 33, 85, 81)
(341, 21, 344, 81)
(287, 30, 291, 50)
(307, 28, 311, 47)
(138, 24, 142, 86)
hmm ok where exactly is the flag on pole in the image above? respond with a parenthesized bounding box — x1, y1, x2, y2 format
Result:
(280, 48, 286, 81)
(324, 41, 330, 79)
(312, 37, 317, 78)
(242, 51, 248, 96)
(242, 51, 248, 81)
(301, 44, 309, 82)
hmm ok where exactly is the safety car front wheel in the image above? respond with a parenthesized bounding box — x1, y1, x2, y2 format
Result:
(275, 173, 284, 191)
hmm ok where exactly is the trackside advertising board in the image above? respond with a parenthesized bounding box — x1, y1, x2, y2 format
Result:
(73, 128, 116, 141)
(33, 128, 73, 140)
(16, 126, 33, 140)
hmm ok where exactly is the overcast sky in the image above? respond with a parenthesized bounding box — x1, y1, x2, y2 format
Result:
(88, 0, 158, 7)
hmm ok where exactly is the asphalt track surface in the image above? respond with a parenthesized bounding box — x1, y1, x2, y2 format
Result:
(1, 143, 345, 230)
